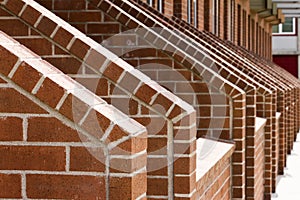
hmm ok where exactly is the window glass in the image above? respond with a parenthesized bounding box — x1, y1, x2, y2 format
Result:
(282, 18, 293, 32)
(272, 18, 295, 35)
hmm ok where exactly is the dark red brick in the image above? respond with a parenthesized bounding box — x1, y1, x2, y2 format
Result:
(0, 145, 65, 171)
(0, 174, 21, 198)
(27, 117, 81, 142)
(27, 174, 106, 199)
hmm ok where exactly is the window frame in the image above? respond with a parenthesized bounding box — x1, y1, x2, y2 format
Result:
(272, 18, 296, 36)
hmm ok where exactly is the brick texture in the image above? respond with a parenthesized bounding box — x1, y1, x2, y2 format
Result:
(0, 0, 299, 200)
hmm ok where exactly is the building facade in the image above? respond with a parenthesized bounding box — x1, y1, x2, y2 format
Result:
(272, 17, 300, 78)
(0, 0, 299, 200)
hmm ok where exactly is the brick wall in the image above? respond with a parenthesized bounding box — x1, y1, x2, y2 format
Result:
(0, 0, 197, 199)
(0, 31, 148, 199)
(196, 139, 234, 200)
(73, 1, 247, 198)
(0, 0, 299, 200)
(169, 0, 273, 59)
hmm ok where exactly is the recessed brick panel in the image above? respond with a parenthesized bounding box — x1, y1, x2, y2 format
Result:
(27, 174, 106, 199)
(0, 145, 65, 171)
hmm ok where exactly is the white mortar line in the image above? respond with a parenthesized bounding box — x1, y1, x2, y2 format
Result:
(8, 59, 22, 78)
(31, 76, 45, 94)
(167, 120, 174, 200)
(21, 173, 27, 199)
(65, 146, 70, 172)
(22, 117, 28, 141)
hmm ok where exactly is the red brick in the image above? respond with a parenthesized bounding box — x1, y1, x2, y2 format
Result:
(87, 23, 120, 34)
(103, 62, 124, 82)
(53, 27, 74, 48)
(110, 132, 147, 155)
(12, 62, 42, 92)
(110, 153, 147, 173)
(20, 5, 41, 26)
(174, 174, 196, 194)
(69, 38, 90, 59)
(75, 78, 109, 96)
(110, 173, 147, 199)
(0, 117, 23, 141)
(54, 0, 86, 10)
(80, 110, 110, 139)
(148, 137, 167, 155)
(0, 77, 6, 83)
(0, 7, 11, 16)
(34, 0, 52, 9)
(0, 174, 21, 198)
(153, 93, 173, 114)
(70, 146, 106, 172)
(69, 11, 102, 22)
(84, 49, 107, 71)
(147, 177, 168, 195)
(135, 84, 158, 104)
(0, 46, 18, 76)
(36, 16, 57, 37)
(147, 157, 168, 176)
(107, 125, 128, 143)
(124, 48, 157, 58)
(173, 154, 196, 174)
(44, 56, 82, 74)
(4, 0, 25, 15)
(0, 88, 46, 113)
(27, 174, 106, 199)
(119, 72, 141, 93)
(0, 145, 65, 171)
(0, 19, 28, 36)
(16, 38, 53, 56)
(59, 94, 90, 122)
(36, 77, 65, 108)
(27, 117, 81, 142)
(168, 104, 184, 119)
(134, 116, 168, 135)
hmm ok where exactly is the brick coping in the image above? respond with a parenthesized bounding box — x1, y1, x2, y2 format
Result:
(196, 138, 234, 181)
(255, 117, 267, 133)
